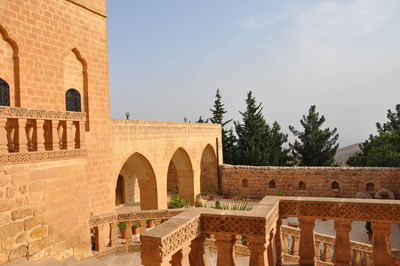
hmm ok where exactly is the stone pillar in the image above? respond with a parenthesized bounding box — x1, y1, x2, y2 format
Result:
(281, 232, 289, 255)
(322, 243, 331, 262)
(51, 120, 61, 150)
(352, 250, 362, 265)
(214, 233, 236, 266)
(333, 220, 352, 266)
(36, 119, 46, 152)
(267, 229, 274, 266)
(125, 221, 133, 241)
(189, 234, 207, 266)
(298, 217, 315, 265)
(170, 243, 191, 266)
(109, 222, 118, 247)
(66, 120, 76, 150)
(248, 236, 269, 266)
(275, 219, 283, 266)
(94, 224, 107, 251)
(141, 237, 172, 266)
(0, 118, 8, 153)
(291, 235, 300, 256)
(18, 118, 28, 152)
(372, 222, 394, 266)
(79, 121, 85, 149)
(314, 241, 322, 261)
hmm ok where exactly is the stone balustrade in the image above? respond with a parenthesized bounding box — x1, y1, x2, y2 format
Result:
(89, 209, 183, 257)
(140, 196, 400, 266)
(0, 106, 87, 164)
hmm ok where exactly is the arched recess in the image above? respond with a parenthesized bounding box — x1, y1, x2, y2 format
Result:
(331, 181, 340, 191)
(242, 179, 248, 188)
(366, 182, 375, 192)
(117, 152, 158, 210)
(200, 144, 218, 194)
(299, 181, 306, 190)
(268, 180, 276, 189)
(63, 48, 89, 130)
(0, 25, 20, 106)
(167, 148, 195, 201)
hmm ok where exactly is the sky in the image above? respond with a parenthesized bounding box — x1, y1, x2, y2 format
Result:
(106, 0, 400, 147)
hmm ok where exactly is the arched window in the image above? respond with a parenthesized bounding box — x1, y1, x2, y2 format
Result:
(115, 175, 125, 206)
(366, 182, 375, 192)
(331, 181, 340, 191)
(0, 78, 10, 106)
(65, 88, 81, 112)
(241, 179, 248, 188)
(268, 180, 276, 189)
(299, 181, 306, 190)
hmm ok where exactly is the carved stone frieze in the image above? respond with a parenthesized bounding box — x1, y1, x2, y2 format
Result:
(201, 215, 266, 236)
(0, 149, 87, 165)
(0, 106, 86, 121)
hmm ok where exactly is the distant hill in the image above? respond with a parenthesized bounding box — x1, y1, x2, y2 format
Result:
(335, 143, 361, 165)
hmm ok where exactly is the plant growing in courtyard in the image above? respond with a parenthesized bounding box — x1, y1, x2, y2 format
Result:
(167, 193, 188, 209)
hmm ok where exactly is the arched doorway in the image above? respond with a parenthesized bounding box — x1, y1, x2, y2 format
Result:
(200, 144, 218, 194)
(116, 153, 158, 210)
(167, 148, 194, 201)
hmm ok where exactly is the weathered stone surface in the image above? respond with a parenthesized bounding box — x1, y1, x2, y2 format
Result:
(24, 217, 42, 231)
(11, 174, 27, 187)
(0, 250, 9, 264)
(42, 233, 58, 247)
(11, 207, 33, 221)
(0, 214, 10, 226)
(28, 239, 43, 255)
(8, 245, 27, 261)
(29, 181, 44, 193)
(2, 238, 14, 250)
(29, 225, 48, 239)
(15, 232, 27, 244)
(0, 173, 9, 187)
(0, 221, 24, 239)
(0, 199, 15, 212)
(6, 186, 17, 198)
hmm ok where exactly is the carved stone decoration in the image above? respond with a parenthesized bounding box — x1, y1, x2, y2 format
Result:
(57, 123, 64, 149)
(0, 106, 86, 121)
(43, 121, 51, 150)
(71, 122, 77, 148)
(0, 149, 87, 164)
(6, 124, 15, 152)
(26, 123, 34, 151)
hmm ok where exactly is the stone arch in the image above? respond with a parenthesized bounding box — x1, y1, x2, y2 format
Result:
(268, 179, 276, 189)
(331, 181, 339, 191)
(167, 148, 195, 201)
(242, 178, 248, 188)
(63, 48, 89, 130)
(366, 182, 375, 192)
(0, 25, 20, 106)
(200, 144, 218, 194)
(299, 181, 306, 190)
(117, 152, 158, 210)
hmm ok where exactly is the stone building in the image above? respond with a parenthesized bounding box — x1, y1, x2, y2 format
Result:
(1, 0, 399, 265)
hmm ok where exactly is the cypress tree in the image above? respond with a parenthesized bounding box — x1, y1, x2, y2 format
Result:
(289, 105, 339, 166)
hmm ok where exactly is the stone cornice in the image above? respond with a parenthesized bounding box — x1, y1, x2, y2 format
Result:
(0, 149, 87, 165)
(0, 106, 86, 121)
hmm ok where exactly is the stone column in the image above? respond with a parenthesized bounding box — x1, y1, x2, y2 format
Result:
(333, 220, 352, 266)
(94, 224, 107, 251)
(275, 219, 283, 266)
(291, 235, 300, 256)
(66, 120, 76, 150)
(125, 221, 133, 241)
(214, 233, 236, 266)
(17, 118, 28, 152)
(372, 222, 394, 266)
(281, 232, 289, 255)
(141, 237, 172, 266)
(189, 234, 207, 266)
(79, 121, 86, 149)
(248, 235, 269, 266)
(314, 241, 322, 261)
(298, 217, 315, 265)
(170, 243, 191, 266)
(36, 119, 46, 152)
(51, 120, 61, 150)
(322, 243, 331, 262)
(0, 118, 8, 153)
(109, 222, 118, 247)
(352, 250, 362, 265)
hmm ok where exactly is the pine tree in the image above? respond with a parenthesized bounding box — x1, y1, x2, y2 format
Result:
(289, 105, 339, 166)
(209, 89, 233, 163)
(195, 116, 208, 123)
(266, 121, 291, 166)
(234, 91, 269, 165)
(347, 104, 400, 167)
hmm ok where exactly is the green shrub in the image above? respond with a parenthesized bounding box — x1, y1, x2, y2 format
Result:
(132, 222, 140, 229)
(168, 193, 188, 209)
(118, 222, 126, 230)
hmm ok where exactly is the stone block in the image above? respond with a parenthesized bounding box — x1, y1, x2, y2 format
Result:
(29, 225, 48, 239)
(53, 248, 73, 261)
(0, 199, 15, 212)
(0, 174, 9, 187)
(0, 250, 9, 264)
(2, 237, 14, 249)
(29, 181, 44, 193)
(6, 187, 17, 198)
(52, 240, 67, 254)
(28, 239, 43, 255)
(11, 207, 33, 221)
(12, 173, 27, 187)
(15, 232, 27, 244)
(0, 221, 24, 239)
(28, 247, 51, 261)
(42, 233, 58, 247)
(0, 214, 10, 226)
(8, 245, 27, 261)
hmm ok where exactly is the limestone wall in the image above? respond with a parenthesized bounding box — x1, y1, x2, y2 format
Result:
(221, 165, 400, 199)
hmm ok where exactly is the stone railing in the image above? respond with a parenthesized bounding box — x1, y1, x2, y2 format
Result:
(89, 209, 183, 257)
(140, 196, 400, 266)
(0, 106, 87, 164)
(281, 225, 373, 265)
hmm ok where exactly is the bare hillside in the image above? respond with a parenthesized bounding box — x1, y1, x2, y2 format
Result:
(335, 143, 361, 165)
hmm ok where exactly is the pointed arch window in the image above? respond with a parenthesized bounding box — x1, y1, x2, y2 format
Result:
(65, 88, 81, 112)
(0, 78, 10, 106)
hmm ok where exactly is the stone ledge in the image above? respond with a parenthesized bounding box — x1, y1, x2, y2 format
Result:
(0, 150, 87, 165)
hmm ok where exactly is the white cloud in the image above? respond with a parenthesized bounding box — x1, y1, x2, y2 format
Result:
(241, 16, 259, 28)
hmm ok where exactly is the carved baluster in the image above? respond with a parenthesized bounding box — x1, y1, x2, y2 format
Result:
(51, 120, 60, 150)
(94, 224, 107, 251)
(26, 121, 34, 151)
(0, 118, 8, 153)
(57, 121, 66, 149)
(281, 232, 289, 256)
(125, 221, 133, 241)
(109, 222, 118, 247)
(291, 235, 300, 256)
(170, 243, 191, 266)
(334, 220, 352, 266)
(352, 250, 361, 265)
(322, 243, 331, 262)
(214, 233, 236, 266)
(6, 122, 16, 152)
(298, 217, 315, 265)
(275, 218, 283, 265)
(18, 118, 28, 152)
(140, 219, 147, 233)
(372, 222, 394, 266)
(248, 235, 269, 266)
(79, 120, 85, 149)
(315, 241, 322, 262)
(36, 119, 46, 151)
(66, 120, 76, 149)
(189, 234, 207, 266)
